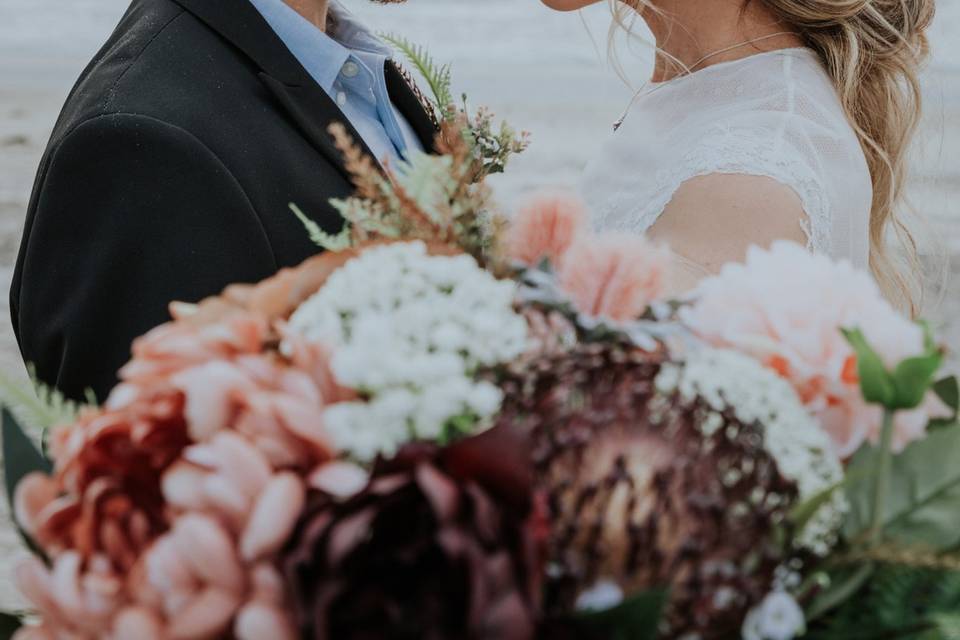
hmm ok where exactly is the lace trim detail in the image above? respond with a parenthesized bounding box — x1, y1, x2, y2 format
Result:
(591, 124, 832, 256)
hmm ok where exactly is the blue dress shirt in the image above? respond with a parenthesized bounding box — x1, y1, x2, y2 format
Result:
(249, 0, 423, 168)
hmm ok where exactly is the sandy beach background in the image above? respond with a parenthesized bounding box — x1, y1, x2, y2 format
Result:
(0, 0, 957, 609)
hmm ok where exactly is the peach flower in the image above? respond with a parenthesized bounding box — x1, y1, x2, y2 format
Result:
(682, 241, 949, 457)
(161, 432, 307, 561)
(558, 232, 672, 322)
(13, 521, 298, 640)
(119, 310, 269, 385)
(168, 353, 334, 467)
(13, 552, 124, 639)
(141, 514, 295, 639)
(505, 191, 588, 267)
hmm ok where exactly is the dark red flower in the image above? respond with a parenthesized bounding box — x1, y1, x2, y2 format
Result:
(19, 386, 190, 572)
(282, 426, 546, 640)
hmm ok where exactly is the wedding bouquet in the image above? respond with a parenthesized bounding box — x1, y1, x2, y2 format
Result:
(3, 54, 960, 640)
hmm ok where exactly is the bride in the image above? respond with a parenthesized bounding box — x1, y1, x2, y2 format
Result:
(541, 0, 934, 311)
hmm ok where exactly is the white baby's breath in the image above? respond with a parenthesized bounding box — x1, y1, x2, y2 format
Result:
(287, 242, 527, 461)
(742, 591, 806, 640)
(656, 347, 847, 556)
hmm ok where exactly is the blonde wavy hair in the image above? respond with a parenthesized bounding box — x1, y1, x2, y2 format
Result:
(609, 0, 936, 314)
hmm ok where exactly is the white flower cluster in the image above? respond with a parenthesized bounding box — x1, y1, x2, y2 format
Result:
(286, 242, 528, 461)
(742, 591, 806, 640)
(656, 347, 847, 556)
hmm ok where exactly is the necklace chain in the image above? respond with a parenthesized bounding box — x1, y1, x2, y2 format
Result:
(613, 32, 797, 131)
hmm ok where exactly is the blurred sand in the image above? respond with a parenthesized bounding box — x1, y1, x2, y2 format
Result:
(0, 0, 957, 610)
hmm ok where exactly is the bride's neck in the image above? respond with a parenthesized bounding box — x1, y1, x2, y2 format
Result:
(641, 0, 804, 82)
(283, 0, 330, 30)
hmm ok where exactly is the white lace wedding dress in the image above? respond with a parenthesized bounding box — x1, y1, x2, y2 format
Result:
(580, 48, 873, 271)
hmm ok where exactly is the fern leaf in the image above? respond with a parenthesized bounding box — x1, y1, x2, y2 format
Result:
(0, 365, 89, 437)
(382, 34, 454, 112)
(290, 203, 353, 251)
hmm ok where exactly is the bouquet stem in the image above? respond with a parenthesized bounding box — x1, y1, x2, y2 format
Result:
(870, 409, 896, 545)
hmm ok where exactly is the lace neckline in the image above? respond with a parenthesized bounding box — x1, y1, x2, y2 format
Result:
(647, 46, 816, 89)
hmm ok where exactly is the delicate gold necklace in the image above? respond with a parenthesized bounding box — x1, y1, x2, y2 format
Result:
(613, 32, 797, 131)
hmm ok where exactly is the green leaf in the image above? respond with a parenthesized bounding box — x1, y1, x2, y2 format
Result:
(2, 407, 53, 558)
(892, 351, 943, 410)
(805, 565, 960, 639)
(805, 563, 875, 623)
(842, 328, 896, 407)
(571, 589, 668, 640)
(790, 480, 845, 532)
(844, 424, 960, 550)
(931, 612, 960, 640)
(0, 612, 22, 640)
(934, 376, 960, 417)
(290, 203, 352, 251)
(0, 365, 88, 437)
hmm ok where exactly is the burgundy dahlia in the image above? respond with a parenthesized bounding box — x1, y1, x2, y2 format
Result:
(282, 426, 547, 640)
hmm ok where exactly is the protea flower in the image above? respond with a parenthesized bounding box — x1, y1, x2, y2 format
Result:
(495, 340, 801, 639)
(281, 426, 547, 640)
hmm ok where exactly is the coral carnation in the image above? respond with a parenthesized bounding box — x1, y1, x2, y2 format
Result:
(504, 191, 588, 267)
(558, 232, 671, 322)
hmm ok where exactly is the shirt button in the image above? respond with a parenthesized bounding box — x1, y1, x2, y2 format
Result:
(337, 91, 348, 106)
(341, 61, 360, 78)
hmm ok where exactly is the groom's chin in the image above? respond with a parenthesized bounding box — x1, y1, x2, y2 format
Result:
(540, 0, 600, 10)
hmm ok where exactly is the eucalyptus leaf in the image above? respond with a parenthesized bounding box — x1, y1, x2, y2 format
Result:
(844, 424, 960, 550)
(570, 589, 668, 640)
(842, 328, 896, 407)
(934, 376, 960, 417)
(892, 351, 943, 410)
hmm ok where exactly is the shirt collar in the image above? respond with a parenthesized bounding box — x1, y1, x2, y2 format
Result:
(247, 0, 391, 94)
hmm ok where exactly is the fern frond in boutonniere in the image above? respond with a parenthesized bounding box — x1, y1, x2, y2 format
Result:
(382, 34, 530, 181)
(381, 34, 454, 120)
(311, 121, 503, 263)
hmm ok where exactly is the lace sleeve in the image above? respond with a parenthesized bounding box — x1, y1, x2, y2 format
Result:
(624, 124, 832, 255)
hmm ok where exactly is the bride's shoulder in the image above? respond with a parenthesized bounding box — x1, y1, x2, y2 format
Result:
(582, 48, 871, 250)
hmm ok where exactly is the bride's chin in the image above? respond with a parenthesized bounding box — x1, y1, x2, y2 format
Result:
(540, 0, 600, 11)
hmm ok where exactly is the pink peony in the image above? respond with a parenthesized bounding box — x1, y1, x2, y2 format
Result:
(505, 191, 588, 267)
(558, 232, 672, 322)
(681, 241, 949, 458)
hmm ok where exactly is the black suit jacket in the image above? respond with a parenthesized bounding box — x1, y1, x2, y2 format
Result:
(10, 0, 437, 401)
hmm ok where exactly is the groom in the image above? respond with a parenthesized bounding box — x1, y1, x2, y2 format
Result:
(10, 0, 437, 400)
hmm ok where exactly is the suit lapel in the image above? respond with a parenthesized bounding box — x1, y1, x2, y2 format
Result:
(386, 61, 441, 151)
(168, 0, 303, 84)
(168, 0, 438, 175)
(259, 74, 378, 183)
